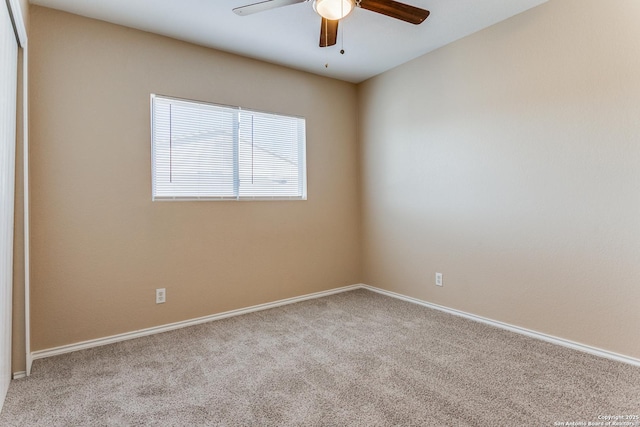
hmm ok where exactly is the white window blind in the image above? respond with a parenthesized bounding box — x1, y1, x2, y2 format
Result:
(151, 95, 307, 201)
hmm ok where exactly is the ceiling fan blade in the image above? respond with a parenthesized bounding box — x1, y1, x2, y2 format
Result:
(233, 0, 307, 16)
(319, 18, 339, 47)
(359, 0, 430, 24)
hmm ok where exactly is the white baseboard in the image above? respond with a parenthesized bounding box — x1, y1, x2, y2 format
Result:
(12, 371, 26, 380)
(31, 285, 361, 361)
(29, 283, 640, 368)
(360, 284, 640, 368)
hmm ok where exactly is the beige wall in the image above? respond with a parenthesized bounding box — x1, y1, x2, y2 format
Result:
(28, 6, 361, 351)
(359, 0, 640, 359)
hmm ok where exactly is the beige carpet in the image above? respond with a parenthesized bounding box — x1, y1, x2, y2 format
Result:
(1, 289, 639, 426)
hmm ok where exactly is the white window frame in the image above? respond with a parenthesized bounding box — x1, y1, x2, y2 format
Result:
(150, 94, 307, 201)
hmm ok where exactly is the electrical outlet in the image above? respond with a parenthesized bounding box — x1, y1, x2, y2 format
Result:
(435, 273, 443, 287)
(156, 288, 166, 304)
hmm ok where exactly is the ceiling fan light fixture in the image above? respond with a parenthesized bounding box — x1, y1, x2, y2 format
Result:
(313, 0, 355, 20)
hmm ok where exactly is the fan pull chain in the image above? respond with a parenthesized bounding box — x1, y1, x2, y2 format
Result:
(340, 17, 345, 54)
(324, 18, 329, 68)
(340, 0, 345, 54)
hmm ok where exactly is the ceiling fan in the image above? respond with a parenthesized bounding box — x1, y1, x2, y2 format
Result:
(232, 0, 430, 48)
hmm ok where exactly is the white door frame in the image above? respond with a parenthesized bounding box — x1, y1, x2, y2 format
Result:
(0, 0, 18, 412)
(5, 0, 29, 383)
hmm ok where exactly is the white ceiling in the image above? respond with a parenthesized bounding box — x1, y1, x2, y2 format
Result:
(30, 0, 548, 83)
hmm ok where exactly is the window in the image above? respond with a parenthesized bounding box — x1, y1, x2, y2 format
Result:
(151, 95, 307, 200)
